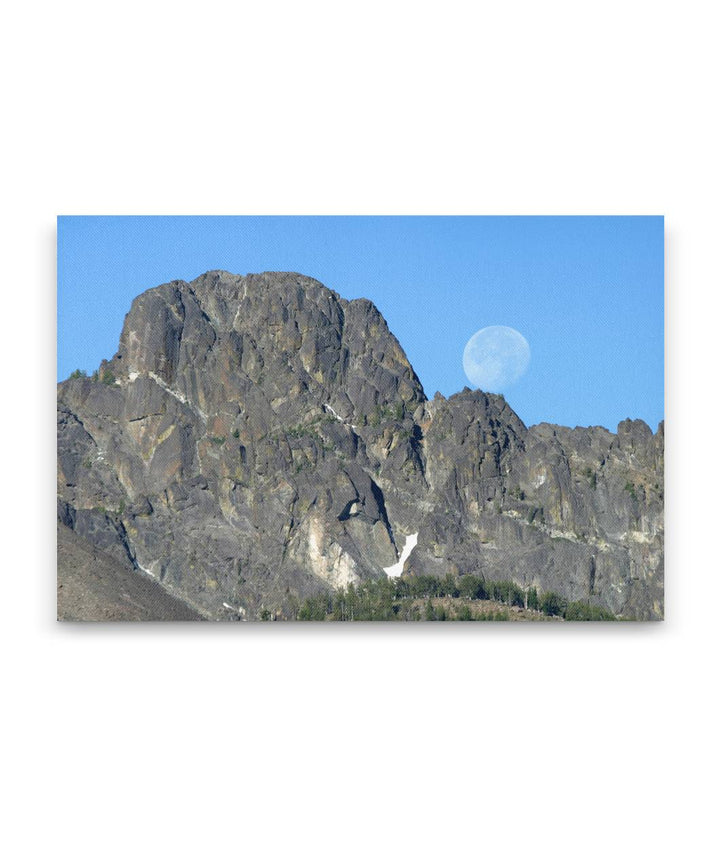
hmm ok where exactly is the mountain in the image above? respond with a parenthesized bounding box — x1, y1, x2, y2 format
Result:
(57, 522, 202, 621)
(57, 271, 664, 620)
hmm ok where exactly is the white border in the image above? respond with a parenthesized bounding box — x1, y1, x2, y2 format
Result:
(3, 2, 714, 853)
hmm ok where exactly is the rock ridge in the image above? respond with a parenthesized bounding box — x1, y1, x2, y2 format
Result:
(57, 270, 663, 619)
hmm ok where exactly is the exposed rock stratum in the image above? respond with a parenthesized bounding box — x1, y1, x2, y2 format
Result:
(57, 271, 664, 620)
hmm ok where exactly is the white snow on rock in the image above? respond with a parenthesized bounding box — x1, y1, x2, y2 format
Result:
(324, 403, 343, 422)
(148, 370, 208, 422)
(223, 602, 246, 616)
(322, 403, 361, 434)
(383, 532, 418, 578)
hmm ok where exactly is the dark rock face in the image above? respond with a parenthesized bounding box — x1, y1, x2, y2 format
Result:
(57, 271, 664, 619)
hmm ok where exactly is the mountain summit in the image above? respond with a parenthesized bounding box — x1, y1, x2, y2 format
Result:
(57, 271, 663, 620)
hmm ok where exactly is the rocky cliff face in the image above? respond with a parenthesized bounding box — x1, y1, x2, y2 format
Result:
(57, 271, 664, 619)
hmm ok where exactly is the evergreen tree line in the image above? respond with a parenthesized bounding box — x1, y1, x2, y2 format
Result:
(296, 573, 616, 621)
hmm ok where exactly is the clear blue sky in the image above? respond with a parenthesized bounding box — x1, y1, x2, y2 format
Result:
(57, 216, 664, 431)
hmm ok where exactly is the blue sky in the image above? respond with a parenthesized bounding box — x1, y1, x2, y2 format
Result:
(57, 216, 664, 431)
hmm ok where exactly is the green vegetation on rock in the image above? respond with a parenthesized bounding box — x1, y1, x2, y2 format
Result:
(297, 573, 616, 621)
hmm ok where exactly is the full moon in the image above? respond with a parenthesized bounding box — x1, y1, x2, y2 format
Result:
(463, 326, 530, 392)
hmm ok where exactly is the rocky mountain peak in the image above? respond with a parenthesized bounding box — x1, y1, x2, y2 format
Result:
(58, 271, 663, 620)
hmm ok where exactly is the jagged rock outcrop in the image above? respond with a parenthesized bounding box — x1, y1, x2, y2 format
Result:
(57, 271, 664, 619)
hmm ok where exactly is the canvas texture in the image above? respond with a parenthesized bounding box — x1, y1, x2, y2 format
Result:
(57, 216, 664, 621)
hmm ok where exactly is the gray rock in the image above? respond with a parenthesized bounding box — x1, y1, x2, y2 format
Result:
(57, 271, 664, 619)
(57, 523, 204, 621)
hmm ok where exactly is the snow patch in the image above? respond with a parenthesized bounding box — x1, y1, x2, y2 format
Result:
(383, 532, 418, 578)
(324, 403, 361, 433)
(148, 371, 208, 422)
(223, 602, 247, 617)
(324, 403, 343, 422)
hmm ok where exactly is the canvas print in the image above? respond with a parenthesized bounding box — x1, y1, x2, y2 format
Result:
(57, 216, 664, 621)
